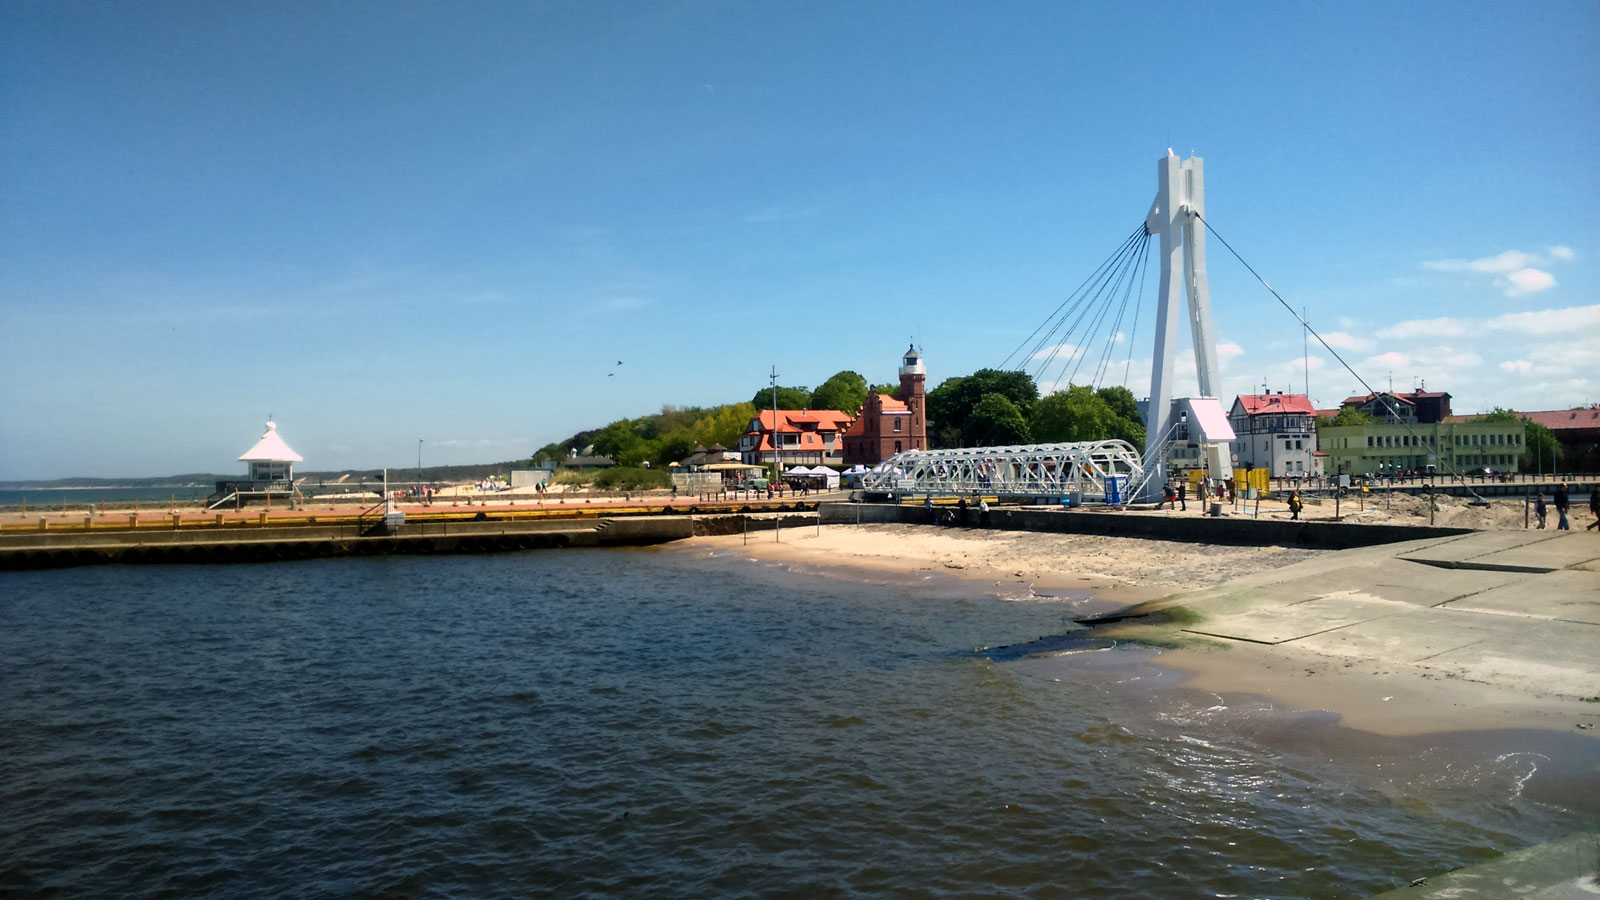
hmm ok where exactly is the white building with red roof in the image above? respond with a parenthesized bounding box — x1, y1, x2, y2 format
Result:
(1227, 392, 1319, 477)
(739, 408, 854, 467)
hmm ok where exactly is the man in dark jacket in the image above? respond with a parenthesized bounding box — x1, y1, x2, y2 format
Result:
(1553, 483, 1570, 530)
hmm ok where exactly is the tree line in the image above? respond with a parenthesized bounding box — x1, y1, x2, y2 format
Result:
(532, 367, 1149, 469)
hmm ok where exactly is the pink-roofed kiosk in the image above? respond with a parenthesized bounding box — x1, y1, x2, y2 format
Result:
(208, 420, 305, 510)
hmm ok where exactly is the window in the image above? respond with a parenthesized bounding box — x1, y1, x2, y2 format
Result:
(1294, 439, 1303, 450)
(894, 441, 902, 453)
(893, 418, 902, 433)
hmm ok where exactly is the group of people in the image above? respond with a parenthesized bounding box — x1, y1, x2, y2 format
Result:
(1531, 483, 1599, 531)
(923, 493, 992, 528)
(1161, 477, 1239, 512)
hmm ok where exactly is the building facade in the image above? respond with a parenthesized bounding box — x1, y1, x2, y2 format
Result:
(1517, 407, 1600, 473)
(740, 409, 853, 467)
(1227, 392, 1319, 477)
(1316, 419, 1523, 477)
(841, 345, 929, 465)
(1340, 389, 1453, 425)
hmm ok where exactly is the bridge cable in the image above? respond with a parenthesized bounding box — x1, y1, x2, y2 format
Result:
(1192, 212, 1487, 499)
(1028, 226, 1152, 389)
(998, 223, 1148, 373)
(1018, 226, 1147, 380)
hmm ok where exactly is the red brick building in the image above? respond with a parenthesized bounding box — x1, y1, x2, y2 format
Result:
(841, 345, 928, 465)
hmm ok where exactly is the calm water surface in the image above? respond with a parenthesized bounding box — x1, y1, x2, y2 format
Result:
(1, 548, 1589, 898)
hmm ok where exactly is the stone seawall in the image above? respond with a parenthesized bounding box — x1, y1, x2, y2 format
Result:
(819, 503, 1472, 549)
(0, 516, 695, 570)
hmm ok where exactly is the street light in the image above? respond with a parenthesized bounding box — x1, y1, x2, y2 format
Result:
(418, 438, 424, 500)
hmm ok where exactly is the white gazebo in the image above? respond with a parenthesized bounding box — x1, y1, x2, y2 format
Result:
(239, 420, 303, 482)
(209, 420, 304, 509)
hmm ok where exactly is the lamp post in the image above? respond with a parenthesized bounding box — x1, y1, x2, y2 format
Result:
(418, 438, 424, 501)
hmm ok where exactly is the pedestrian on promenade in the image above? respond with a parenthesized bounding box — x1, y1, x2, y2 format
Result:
(1177, 481, 1188, 511)
(1534, 493, 1547, 529)
(1553, 483, 1570, 530)
(924, 494, 935, 524)
(979, 497, 992, 528)
(1588, 487, 1599, 531)
(1288, 490, 1303, 520)
(957, 495, 969, 527)
(1163, 481, 1177, 510)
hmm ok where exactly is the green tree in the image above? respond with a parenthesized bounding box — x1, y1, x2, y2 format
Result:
(1096, 386, 1140, 423)
(1096, 385, 1146, 446)
(750, 386, 812, 409)
(809, 370, 868, 413)
(1030, 385, 1115, 443)
(927, 369, 1039, 447)
(689, 402, 757, 449)
(869, 383, 898, 396)
(964, 394, 1032, 445)
(590, 418, 661, 467)
(1320, 406, 1373, 428)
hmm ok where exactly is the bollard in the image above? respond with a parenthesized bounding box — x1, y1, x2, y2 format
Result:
(172, 512, 181, 529)
(258, 511, 269, 525)
(215, 514, 224, 527)
(38, 518, 47, 532)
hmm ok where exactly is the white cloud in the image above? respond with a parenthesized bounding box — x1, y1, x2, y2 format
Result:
(1421, 246, 1571, 298)
(1032, 343, 1085, 361)
(1320, 331, 1371, 351)
(1376, 316, 1468, 339)
(1499, 359, 1532, 373)
(1486, 304, 1600, 335)
(1501, 268, 1555, 296)
(1367, 351, 1408, 368)
(1423, 249, 1540, 274)
(1217, 341, 1244, 360)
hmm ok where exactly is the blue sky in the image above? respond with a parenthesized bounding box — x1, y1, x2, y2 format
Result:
(3, 1, 1596, 479)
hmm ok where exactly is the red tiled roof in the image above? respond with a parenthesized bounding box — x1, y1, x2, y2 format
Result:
(1440, 410, 1600, 432)
(1313, 408, 1342, 419)
(876, 393, 909, 413)
(751, 409, 854, 433)
(1342, 389, 1451, 406)
(1508, 408, 1600, 432)
(1235, 393, 1315, 415)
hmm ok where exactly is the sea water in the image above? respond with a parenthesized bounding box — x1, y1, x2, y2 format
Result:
(1, 548, 1589, 898)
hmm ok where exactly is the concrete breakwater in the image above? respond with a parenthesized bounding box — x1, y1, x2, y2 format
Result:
(0, 512, 829, 570)
(2, 498, 1474, 570)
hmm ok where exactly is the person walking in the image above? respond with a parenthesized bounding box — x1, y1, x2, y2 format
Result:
(1163, 481, 1177, 510)
(1553, 483, 1570, 530)
(979, 497, 992, 528)
(1588, 486, 1599, 531)
(1533, 493, 1547, 529)
(957, 495, 970, 527)
(923, 493, 935, 524)
(1177, 481, 1187, 512)
(1288, 490, 1303, 520)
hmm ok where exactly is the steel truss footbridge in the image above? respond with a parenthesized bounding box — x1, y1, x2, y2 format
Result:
(860, 440, 1144, 502)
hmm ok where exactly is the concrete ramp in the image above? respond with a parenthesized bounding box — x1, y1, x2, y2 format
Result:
(1441, 568, 1600, 625)
(1185, 591, 1414, 645)
(1397, 531, 1592, 573)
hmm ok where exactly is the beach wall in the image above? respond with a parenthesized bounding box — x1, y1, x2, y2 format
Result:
(819, 503, 1472, 549)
